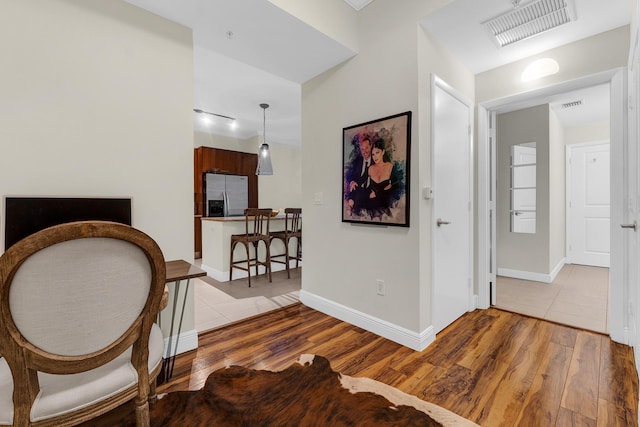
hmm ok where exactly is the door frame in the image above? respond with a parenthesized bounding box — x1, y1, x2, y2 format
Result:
(430, 74, 474, 333)
(477, 68, 629, 344)
(565, 140, 610, 267)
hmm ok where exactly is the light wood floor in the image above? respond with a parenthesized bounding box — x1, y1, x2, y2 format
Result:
(194, 266, 301, 333)
(90, 304, 637, 426)
(495, 264, 609, 333)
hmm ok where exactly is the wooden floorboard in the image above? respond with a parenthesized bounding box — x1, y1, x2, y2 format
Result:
(86, 304, 638, 426)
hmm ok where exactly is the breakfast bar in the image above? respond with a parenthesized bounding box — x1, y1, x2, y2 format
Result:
(200, 215, 300, 282)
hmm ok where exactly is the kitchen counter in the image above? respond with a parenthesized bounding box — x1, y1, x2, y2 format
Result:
(200, 215, 300, 282)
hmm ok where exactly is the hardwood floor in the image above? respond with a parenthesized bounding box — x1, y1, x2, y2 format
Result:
(91, 304, 638, 426)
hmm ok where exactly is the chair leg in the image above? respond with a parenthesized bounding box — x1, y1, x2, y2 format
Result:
(229, 240, 237, 282)
(134, 395, 151, 427)
(149, 379, 158, 403)
(245, 242, 252, 287)
(284, 237, 291, 279)
(265, 239, 272, 282)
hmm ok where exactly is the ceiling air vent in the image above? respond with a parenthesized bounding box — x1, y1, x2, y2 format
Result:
(561, 99, 583, 109)
(484, 0, 574, 48)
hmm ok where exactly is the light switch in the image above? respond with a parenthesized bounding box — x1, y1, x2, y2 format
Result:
(422, 187, 433, 199)
(314, 192, 323, 205)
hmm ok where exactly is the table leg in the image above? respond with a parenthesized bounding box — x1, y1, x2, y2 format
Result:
(158, 278, 191, 384)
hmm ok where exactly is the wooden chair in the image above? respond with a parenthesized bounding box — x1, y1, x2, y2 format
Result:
(0, 221, 166, 427)
(269, 208, 302, 279)
(229, 208, 272, 287)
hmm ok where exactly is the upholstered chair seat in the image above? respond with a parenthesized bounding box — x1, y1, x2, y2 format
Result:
(0, 325, 163, 424)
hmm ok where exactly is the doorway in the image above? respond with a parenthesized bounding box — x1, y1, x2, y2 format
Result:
(477, 69, 628, 342)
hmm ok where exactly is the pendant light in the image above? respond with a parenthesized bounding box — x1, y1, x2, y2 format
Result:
(256, 103, 274, 175)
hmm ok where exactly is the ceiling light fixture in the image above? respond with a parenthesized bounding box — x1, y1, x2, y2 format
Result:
(256, 103, 273, 176)
(193, 108, 237, 129)
(484, 0, 574, 48)
(521, 58, 560, 82)
(193, 109, 235, 121)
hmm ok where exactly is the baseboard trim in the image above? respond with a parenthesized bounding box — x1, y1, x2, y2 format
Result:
(498, 258, 566, 284)
(300, 290, 435, 351)
(200, 261, 299, 282)
(163, 328, 198, 356)
(549, 258, 566, 282)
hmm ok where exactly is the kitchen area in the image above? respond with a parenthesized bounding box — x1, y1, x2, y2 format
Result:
(192, 144, 302, 332)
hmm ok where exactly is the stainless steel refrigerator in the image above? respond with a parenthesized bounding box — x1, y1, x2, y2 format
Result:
(204, 173, 249, 217)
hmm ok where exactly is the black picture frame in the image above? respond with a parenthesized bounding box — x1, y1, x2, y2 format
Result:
(342, 111, 411, 227)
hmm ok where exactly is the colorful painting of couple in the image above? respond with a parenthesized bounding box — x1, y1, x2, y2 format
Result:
(342, 111, 411, 227)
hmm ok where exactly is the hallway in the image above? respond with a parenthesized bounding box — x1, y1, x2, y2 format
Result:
(495, 264, 608, 333)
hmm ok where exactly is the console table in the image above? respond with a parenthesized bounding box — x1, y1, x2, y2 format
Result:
(158, 260, 207, 384)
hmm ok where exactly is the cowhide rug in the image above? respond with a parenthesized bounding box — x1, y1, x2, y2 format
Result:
(149, 354, 478, 426)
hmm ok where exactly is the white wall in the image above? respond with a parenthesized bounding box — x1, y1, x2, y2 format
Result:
(476, 26, 629, 104)
(549, 109, 566, 270)
(496, 105, 550, 275)
(268, 0, 359, 52)
(194, 131, 302, 210)
(301, 0, 473, 347)
(0, 0, 195, 333)
(564, 121, 610, 145)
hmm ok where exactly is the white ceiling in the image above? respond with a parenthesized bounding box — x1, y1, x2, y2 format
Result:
(125, 0, 356, 145)
(421, 0, 631, 127)
(124, 0, 630, 146)
(421, 0, 632, 75)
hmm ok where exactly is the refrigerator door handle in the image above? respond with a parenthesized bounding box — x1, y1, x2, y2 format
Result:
(223, 192, 229, 217)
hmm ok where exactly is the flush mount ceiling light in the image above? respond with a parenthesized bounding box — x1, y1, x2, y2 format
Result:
(484, 0, 575, 48)
(256, 103, 273, 176)
(521, 57, 560, 82)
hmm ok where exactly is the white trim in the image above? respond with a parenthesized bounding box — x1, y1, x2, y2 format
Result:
(609, 69, 628, 344)
(549, 257, 566, 282)
(430, 74, 475, 334)
(477, 105, 491, 309)
(199, 260, 298, 282)
(300, 290, 435, 351)
(163, 328, 198, 356)
(498, 257, 565, 284)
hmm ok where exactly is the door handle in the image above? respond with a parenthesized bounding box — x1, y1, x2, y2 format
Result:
(620, 221, 637, 231)
(437, 218, 451, 227)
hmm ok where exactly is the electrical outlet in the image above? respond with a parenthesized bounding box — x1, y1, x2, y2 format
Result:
(376, 279, 385, 296)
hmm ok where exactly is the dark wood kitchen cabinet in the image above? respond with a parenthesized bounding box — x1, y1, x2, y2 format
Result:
(194, 147, 258, 256)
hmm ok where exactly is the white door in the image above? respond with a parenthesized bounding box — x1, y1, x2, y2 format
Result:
(432, 76, 472, 334)
(567, 142, 610, 267)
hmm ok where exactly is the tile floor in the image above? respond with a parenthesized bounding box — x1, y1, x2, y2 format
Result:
(495, 264, 609, 333)
(194, 266, 301, 334)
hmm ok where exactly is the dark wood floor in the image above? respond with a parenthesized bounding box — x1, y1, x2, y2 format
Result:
(92, 304, 638, 426)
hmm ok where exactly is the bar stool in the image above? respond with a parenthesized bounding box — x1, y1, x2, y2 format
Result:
(229, 208, 273, 287)
(269, 208, 302, 278)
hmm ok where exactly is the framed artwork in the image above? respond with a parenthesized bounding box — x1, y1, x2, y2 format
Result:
(342, 111, 411, 227)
